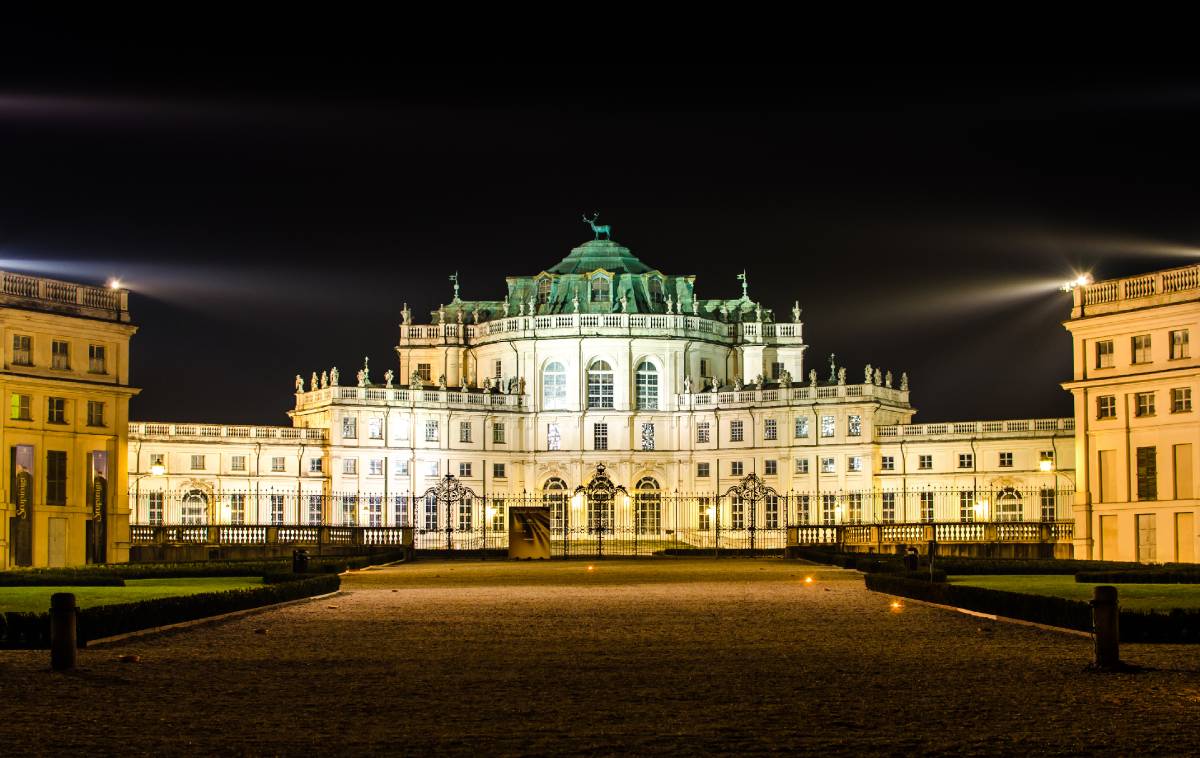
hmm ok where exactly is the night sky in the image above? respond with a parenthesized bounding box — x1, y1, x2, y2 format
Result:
(3, 53, 1198, 425)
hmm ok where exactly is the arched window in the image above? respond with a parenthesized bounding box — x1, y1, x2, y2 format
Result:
(590, 276, 610, 303)
(181, 489, 208, 525)
(588, 360, 614, 409)
(996, 488, 1023, 522)
(648, 278, 663, 305)
(635, 477, 661, 535)
(635, 360, 658, 410)
(537, 277, 552, 304)
(543, 477, 568, 532)
(542, 361, 567, 410)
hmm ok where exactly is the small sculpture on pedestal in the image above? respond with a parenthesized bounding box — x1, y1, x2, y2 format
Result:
(517, 377, 526, 395)
(456, 310, 463, 325)
(733, 376, 744, 392)
(438, 308, 446, 325)
(755, 303, 762, 323)
(472, 307, 480, 324)
(780, 369, 792, 389)
(809, 369, 818, 388)
(754, 374, 764, 390)
(874, 368, 882, 386)
(518, 302, 526, 316)
(410, 370, 422, 389)
(691, 299, 699, 316)
(792, 301, 801, 322)
(885, 370, 893, 389)
(572, 293, 580, 313)
(710, 376, 720, 393)
(502, 296, 510, 316)
(865, 364, 873, 385)
(311, 372, 319, 391)
(527, 296, 535, 316)
(401, 303, 412, 325)
(330, 367, 339, 386)
(837, 368, 846, 386)
(683, 375, 692, 394)
(437, 374, 447, 390)
(619, 294, 628, 313)
(321, 371, 329, 389)
(900, 372, 909, 391)
(384, 369, 394, 389)
(665, 294, 673, 314)
(295, 374, 304, 393)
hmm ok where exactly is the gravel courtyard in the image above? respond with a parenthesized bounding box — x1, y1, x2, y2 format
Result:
(3, 558, 1199, 755)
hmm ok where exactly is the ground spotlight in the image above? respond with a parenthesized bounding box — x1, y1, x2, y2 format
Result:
(890, 600, 903, 613)
(804, 576, 814, 584)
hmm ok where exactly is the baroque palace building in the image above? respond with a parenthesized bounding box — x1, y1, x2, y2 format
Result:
(127, 230, 1076, 556)
(1, 271, 137, 568)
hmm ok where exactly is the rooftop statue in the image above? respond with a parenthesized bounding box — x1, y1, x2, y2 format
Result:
(572, 293, 580, 313)
(310, 372, 318, 391)
(295, 374, 304, 393)
(837, 367, 846, 385)
(792, 301, 801, 322)
(692, 299, 699, 316)
(733, 376, 744, 391)
(755, 303, 762, 323)
(780, 369, 792, 388)
(356, 369, 365, 387)
(384, 369, 394, 389)
(809, 369, 817, 388)
(865, 364, 873, 384)
(362, 356, 370, 386)
(456, 310, 463, 325)
(901, 372, 909, 391)
(401, 302, 412, 325)
(583, 212, 611, 240)
(665, 294, 673, 314)
(710, 376, 719, 393)
(330, 367, 339, 386)
(438, 374, 447, 390)
(874, 368, 882, 386)
(683, 375, 692, 393)
(502, 295, 510, 316)
(472, 307, 480, 324)
(885, 370, 893, 388)
(518, 377, 526, 395)
(321, 371, 328, 389)
(410, 370, 422, 388)
(619, 294, 628, 313)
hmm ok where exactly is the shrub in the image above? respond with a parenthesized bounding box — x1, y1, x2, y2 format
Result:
(0, 570, 125, 587)
(930, 557, 1144, 576)
(1075, 569, 1200, 584)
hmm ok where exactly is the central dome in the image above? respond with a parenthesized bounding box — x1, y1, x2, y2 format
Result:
(546, 239, 655, 275)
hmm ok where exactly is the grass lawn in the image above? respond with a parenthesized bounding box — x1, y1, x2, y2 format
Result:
(950, 574, 1200, 612)
(0, 577, 263, 614)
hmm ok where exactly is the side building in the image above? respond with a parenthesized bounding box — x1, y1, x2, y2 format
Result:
(1064, 264, 1200, 563)
(1, 270, 137, 568)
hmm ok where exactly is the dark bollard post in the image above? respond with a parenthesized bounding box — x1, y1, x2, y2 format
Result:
(50, 592, 77, 671)
(1091, 585, 1120, 670)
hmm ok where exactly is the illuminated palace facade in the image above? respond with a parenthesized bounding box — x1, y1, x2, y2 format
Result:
(127, 234, 1075, 553)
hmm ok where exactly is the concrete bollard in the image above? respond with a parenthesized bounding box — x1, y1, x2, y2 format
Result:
(50, 592, 78, 671)
(1090, 585, 1120, 670)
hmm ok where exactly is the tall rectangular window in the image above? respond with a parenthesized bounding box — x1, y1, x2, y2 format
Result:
(1095, 339, 1114, 369)
(342, 496, 357, 526)
(794, 417, 809, 438)
(588, 362, 614, 409)
(1132, 334, 1152, 364)
(148, 492, 164, 525)
(920, 492, 934, 522)
(699, 358, 710, 377)
(1040, 488, 1057, 521)
(392, 495, 408, 526)
(764, 419, 777, 440)
(794, 457, 808, 475)
(1097, 395, 1116, 419)
(458, 498, 473, 530)
(796, 494, 810, 525)
(417, 363, 431, 382)
(493, 463, 506, 479)
(51, 340, 70, 370)
(640, 422, 655, 451)
(848, 415, 862, 437)
(766, 494, 780, 528)
(764, 459, 777, 476)
(820, 415, 835, 437)
(1137, 446, 1157, 501)
(368, 495, 383, 527)
(820, 457, 835, 473)
(231, 455, 245, 471)
(821, 495, 837, 525)
(697, 422, 710, 443)
(270, 495, 285, 525)
(460, 421, 472, 443)
(369, 459, 384, 476)
(698, 498, 711, 530)
(230, 493, 246, 524)
(881, 492, 896, 523)
(494, 359, 503, 379)
(12, 334, 31, 366)
(425, 420, 439, 441)
(47, 397, 66, 424)
(1137, 514, 1157, 563)
(491, 498, 505, 532)
(846, 493, 862, 524)
(342, 417, 357, 439)
(1172, 387, 1192, 413)
(424, 494, 438, 530)
(1135, 391, 1156, 417)
(730, 420, 744, 442)
(271, 457, 285, 472)
(493, 422, 505, 444)
(10, 393, 31, 421)
(547, 423, 561, 451)
(959, 491, 975, 522)
(86, 401, 104, 426)
(308, 494, 323, 525)
(46, 450, 67, 505)
(368, 418, 383, 439)
(190, 454, 205, 471)
(343, 458, 358, 475)
(88, 344, 107, 374)
(1171, 329, 1190, 360)
(593, 423, 608, 451)
(1175, 444, 1194, 500)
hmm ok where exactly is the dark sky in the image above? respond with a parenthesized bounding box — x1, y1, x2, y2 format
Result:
(2, 51, 1198, 425)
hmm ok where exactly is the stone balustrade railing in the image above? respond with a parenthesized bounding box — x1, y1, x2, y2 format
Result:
(295, 385, 527, 411)
(875, 417, 1074, 439)
(129, 422, 328, 442)
(676, 382, 908, 409)
(399, 312, 804, 346)
(1078, 263, 1200, 312)
(2, 269, 129, 320)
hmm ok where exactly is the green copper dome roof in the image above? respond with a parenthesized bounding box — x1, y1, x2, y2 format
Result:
(546, 240, 654, 275)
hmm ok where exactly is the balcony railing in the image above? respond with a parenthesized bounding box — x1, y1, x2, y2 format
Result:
(399, 312, 805, 347)
(677, 381, 908, 409)
(876, 417, 1074, 439)
(1078, 263, 1200, 311)
(129, 422, 328, 441)
(1, 269, 129, 320)
(295, 385, 526, 411)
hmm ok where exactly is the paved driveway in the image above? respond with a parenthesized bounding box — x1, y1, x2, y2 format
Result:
(3, 559, 1198, 755)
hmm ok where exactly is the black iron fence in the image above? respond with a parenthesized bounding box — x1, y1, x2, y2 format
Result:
(128, 485, 1075, 558)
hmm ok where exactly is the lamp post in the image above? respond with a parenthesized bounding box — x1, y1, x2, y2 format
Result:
(130, 462, 166, 525)
(574, 463, 628, 558)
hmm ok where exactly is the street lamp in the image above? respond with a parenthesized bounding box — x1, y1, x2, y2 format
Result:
(130, 462, 166, 524)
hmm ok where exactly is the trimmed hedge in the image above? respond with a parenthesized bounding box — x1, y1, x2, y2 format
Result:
(930, 557, 1145, 576)
(865, 574, 1200, 643)
(0, 573, 340, 648)
(1076, 569, 1200, 584)
(0, 571, 125, 587)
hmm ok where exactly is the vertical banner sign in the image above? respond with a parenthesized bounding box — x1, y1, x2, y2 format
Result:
(508, 506, 551, 560)
(11, 445, 34, 567)
(88, 451, 109, 564)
